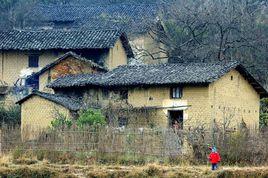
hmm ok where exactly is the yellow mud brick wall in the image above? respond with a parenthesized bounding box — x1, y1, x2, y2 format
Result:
(209, 69, 260, 131)
(39, 56, 99, 92)
(0, 51, 62, 86)
(21, 95, 71, 140)
(122, 109, 166, 128)
(128, 86, 210, 128)
(182, 86, 210, 129)
(106, 39, 128, 70)
(130, 34, 168, 64)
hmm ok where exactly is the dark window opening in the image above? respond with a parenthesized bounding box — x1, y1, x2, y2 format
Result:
(102, 89, 109, 99)
(53, 51, 59, 56)
(118, 117, 128, 127)
(28, 55, 39, 67)
(170, 87, 183, 99)
(231, 76, 234, 80)
(120, 90, 128, 100)
(47, 70, 52, 84)
(169, 110, 183, 129)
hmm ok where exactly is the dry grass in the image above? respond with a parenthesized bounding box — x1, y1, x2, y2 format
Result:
(1, 160, 268, 178)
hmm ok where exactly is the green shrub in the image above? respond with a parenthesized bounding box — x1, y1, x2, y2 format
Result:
(51, 113, 72, 129)
(77, 109, 106, 128)
(0, 104, 21, 126)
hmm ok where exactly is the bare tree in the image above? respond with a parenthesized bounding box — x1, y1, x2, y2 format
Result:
(150, 0, 267, 63)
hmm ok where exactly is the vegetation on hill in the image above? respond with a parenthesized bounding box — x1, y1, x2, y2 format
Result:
(154, 0, 268, 87)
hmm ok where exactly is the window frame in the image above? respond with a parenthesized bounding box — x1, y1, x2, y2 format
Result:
(102, 89, 109, 99)
(28, 54, 39, 68)
(118, 117, 128, 128)
(170, 86, 183, 99)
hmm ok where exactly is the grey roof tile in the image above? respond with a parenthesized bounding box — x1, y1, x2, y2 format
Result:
(26, 3, 164, 33)
(0, 29, 134, 58)
(48, 61, 268, 97)
(16, 91, 81, 111)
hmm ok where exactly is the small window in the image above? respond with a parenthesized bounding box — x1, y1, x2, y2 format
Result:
(102, 89, 109, 99)
(231, 76, 233, 80)
(118, 117, 128, 127)
(28, 54, 39, 67)
(120, 90, 128, 100)
(170, 87, 183, 99)
(47, 70, 52, 84)
(53, 51, 59, 56)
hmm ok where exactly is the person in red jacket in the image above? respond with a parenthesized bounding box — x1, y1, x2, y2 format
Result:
(209, 146, 221, 170)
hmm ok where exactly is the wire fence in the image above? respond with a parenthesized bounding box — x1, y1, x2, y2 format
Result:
(0, 125, 188, 157)
(1, 125, 268, 165)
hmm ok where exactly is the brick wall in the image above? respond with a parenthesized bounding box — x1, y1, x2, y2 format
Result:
(39, 56, 101, 91)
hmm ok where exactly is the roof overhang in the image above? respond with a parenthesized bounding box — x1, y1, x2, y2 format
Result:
(235, 65, 268, 98)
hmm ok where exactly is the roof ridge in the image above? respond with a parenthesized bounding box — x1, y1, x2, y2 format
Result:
(37, 2, 161, 8)
(4, 29, 122, 33)
(116, 60, 240, 68)
(30, 91, 82, 110)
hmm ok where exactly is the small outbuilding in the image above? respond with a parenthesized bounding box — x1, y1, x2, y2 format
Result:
(16, 91, 81, 140)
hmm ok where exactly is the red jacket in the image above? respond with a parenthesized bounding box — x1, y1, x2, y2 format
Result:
(209, 152, 221, 164)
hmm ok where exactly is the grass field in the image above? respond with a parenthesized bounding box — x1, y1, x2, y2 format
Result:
(1, 156, 268, 178)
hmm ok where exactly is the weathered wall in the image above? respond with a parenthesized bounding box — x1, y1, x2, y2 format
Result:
(53, 69, 261, 131)
(21, 95, 70, 140)
(106, 39, 128, 70)
(126, 70, 260, 130)
(127, 86, 209, 128)
(0, 50, 62, 86)
(130, 33, 168, 64)
(39, 56, 102, 92)
(0, 40, 128, 87)
(209, 69, 260, 131)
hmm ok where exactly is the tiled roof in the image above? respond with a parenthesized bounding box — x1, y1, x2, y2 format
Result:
(48, 61, 268, 97)
(26, 3, 164, 33)
(32, 51, 107, 77)
(0, 29, 134, 57)
(16, 91, 81, 111)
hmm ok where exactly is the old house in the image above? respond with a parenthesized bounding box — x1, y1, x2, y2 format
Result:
(32, 51, 107, 92)
(0, 29, 133, 101)
(17, 61, 268, 137)
(24, 2, 168, 63)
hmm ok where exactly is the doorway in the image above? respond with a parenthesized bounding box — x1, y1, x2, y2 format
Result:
(169, 110, 183, 129)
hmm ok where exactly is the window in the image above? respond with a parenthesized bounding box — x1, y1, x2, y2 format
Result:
(47, 70, 52, 84)
(28, 54, 39, 67)
(118, 117, 128, 127)
(53, 51, 59, 56)
(120, 90, 128, 100)
(170, 87, 183, 99)
(102, 89, 109, 99)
